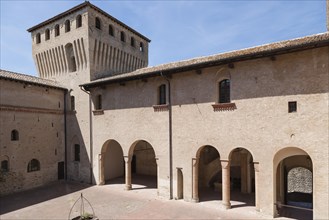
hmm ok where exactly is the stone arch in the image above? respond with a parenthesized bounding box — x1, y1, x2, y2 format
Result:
(99, 139, 124, 185)
(193, 145, 221, 202)
(228, 147, 255, 193)
(273, 147, 313, 219)
(127, 140, 157, 190)
(65, 43, 76, 72)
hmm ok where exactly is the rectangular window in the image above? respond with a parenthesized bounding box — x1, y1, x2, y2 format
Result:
(96, 95, 102, 110)
(159, 84, 166, 105)
(74, 144, 80, 162)
(288, 101, 297, 113)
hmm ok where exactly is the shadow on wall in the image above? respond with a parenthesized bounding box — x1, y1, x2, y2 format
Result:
(0, 181, 90, 215)
(67, 111, 96, 185)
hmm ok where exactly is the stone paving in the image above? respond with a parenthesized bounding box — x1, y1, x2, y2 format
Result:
(0, 180, 299, 220)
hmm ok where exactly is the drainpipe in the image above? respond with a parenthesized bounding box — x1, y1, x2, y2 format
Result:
(160, 72, 173, 199)
(64, 90, 68, 180)
(80, 86, 93, 185)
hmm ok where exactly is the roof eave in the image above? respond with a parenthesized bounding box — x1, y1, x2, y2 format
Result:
(81, 38, 329, 91)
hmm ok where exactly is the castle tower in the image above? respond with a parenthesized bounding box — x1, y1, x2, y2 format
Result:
(27, 1, 151, 183)
(27, 1, 150, 81)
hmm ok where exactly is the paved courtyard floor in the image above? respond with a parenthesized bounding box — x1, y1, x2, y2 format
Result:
(0, 179, 305, 220)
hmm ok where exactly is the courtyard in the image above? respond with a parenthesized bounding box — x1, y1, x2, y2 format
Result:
(0, 176, 307, 220)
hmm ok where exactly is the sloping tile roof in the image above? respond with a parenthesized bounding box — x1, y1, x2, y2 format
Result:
(27, 1, 151, 42)
(82, 32, 329, 89)
(0, 69, 66, 90)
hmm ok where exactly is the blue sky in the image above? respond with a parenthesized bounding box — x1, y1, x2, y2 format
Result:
(0, 0, 327, 76)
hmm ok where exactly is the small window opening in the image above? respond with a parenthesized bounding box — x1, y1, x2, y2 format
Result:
(158, 84, 166, 105)
(45, 29, 50, 40)
(55, 24, 60, 37)
(96, 94, 102, 110)
(36, 33, 41, 44)
(27, 159, 40, 172)
(95, 17, 101, 30)
(109, 25, 114, 36)
(74, 144, 80, 162)
(1, 160, 9, 172)
(139, 42, 144, 52)
(288, 101, 297, 113)
(65, 20, 70, 33)
(11, 130, 19, 141)
(76, 15, 82, 28)
(219, 79, 230, 103)
(120, 31, 125, 42)
(71, 96, 75, 111)
(131, 37, 135, 47)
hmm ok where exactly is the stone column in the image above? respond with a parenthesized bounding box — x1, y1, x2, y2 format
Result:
(254, 162, 260, 211)
(99, 153, 105, 185)
(155, 157, 159, 196)
(191, 158, 199, 203)
(124, 156, 132, 190)
(221, 160, 231, 209)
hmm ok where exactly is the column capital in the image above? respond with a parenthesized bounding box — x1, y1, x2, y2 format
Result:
(253, 162, 260, 172)
(123, 156, 131, 163)
(220, 159, 230, 169)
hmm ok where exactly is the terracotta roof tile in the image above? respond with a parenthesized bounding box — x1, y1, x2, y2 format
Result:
(0, 69, 66, 90)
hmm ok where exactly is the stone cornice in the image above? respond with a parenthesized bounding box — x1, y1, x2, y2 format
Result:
(0, 105, 64, 115)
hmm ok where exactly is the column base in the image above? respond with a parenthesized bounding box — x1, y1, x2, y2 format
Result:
(222, 201, 231, 209)
(191, 197, 199, 203)
(98, 181, 105, 185)
(124, 185, 132, 191)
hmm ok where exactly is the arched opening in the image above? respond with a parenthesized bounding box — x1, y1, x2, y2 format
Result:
(219, 79, 230, 103)
(11, 129, 19, 141)
(65, 20, 70, 32)
(196, 145, 221, 202)
(109, 25, 114, 36)
(100, 140, 124, 185)
(1, 155, 9, 172)
(27, 159, 40, 172)
(95, 17, 101, 30)
(55, 24, 60, 37)
(130, 37, 135, 47)
(229, 148, 255, 208)
(120, 31, 125, 42)
(45, 29, 50, 40)
(129, 140, 157, 190)
(65, 43, 77, 72)
(76, 15, 82, 28)
(177, 168, 183, 199)
(36, 33, 41, 44)
(274, 148, 313, 219)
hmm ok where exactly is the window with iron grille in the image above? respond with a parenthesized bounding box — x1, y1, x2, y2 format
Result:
(219, 79, 230, 103)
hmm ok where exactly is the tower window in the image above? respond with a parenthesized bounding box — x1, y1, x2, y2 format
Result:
(11, 130, 19, 141)
(65, 43, 76, 72)
(65, 20, 70, 33)
(45, 29, 50, 40)
(120, 31, 126, 42)
(95, 17, 101, 30)
(109, 25, 114, 36)
(158, 84, 166, 105)
(76, 15, 82, 28)
(36, 33, 41, 44)
(74, 144, 80, 162)
(140, 42, 144, 52)
(55, 24, 60, 37)
(288, 101, 297, 113)
(27, 159, 40, 172)
(219, 79, 230, 103)
(71, 96, 75, 111)
(95, 94, 102, 110)
(131, 37, 135, 47)
(1, 160, 9, 172)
